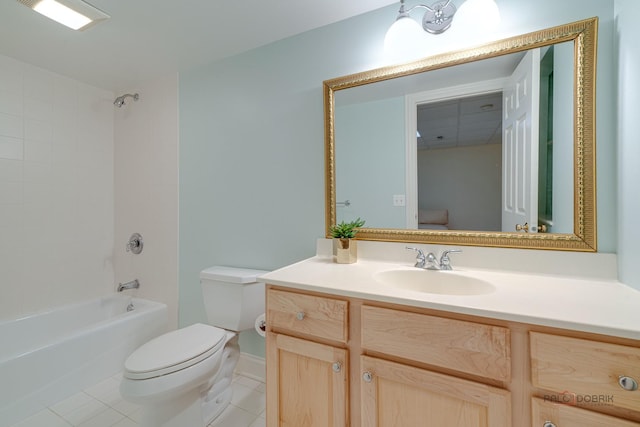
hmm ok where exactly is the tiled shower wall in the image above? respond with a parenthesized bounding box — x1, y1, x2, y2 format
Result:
(0, 53, 115, 320)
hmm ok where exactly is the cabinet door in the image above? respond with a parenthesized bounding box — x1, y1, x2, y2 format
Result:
(266, 333, 348, 427)
(532, 397, 640, 426)
(361, 355, 511, 427)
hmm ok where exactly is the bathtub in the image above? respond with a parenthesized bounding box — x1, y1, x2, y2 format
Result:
(0, 294, 167, 427)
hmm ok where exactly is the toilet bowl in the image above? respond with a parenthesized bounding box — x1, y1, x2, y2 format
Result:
(119, 266, 268, 427)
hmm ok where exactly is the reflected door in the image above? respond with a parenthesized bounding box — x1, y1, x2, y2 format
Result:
(502, 49, 541, 233)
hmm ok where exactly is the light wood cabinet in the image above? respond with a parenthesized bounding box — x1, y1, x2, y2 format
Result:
(530, 331, 640, 426)
(267, 288, 348, 343)
(361, 355, 511, 427)
(265, 286, 640, 427)
(531, 332, 640, 413)
(266, 333, 348, 427)
(361, 305, 511, 382)
(532, 397, 640, 426)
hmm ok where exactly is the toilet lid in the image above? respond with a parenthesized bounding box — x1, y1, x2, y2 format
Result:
(124, 323, 227, 380)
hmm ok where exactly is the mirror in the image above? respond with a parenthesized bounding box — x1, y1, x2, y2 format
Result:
(324, 18, 597, 251)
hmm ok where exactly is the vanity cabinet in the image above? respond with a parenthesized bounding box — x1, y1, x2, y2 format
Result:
(530, 331, 640, 426)
(265, 287, 512, 426)
(532, 397, 640, 426)
(266, 288, 350, 427)
(266, 333, 348, 426)
(265, 286, 640, 426)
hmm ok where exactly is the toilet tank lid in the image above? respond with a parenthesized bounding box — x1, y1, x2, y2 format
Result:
(200, 266, 270, 283)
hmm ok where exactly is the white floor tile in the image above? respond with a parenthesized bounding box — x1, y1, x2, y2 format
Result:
(49, 392, 93, 417)
(9, 371, 265, 427)
(83, 377, 122, 406)
(110, 398, 140, 416)
(230, 382, 266, 416)
(76, 407, 124, 427)
(61, 399, 108, 426)
(11, 409, 72, 427)
(111, 417, 138, 427)
(208, 405, 258, 427)
(249, 416, 266, 427)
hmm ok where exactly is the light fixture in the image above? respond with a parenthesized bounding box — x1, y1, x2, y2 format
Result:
(386, 0, 457, 42)
(17, 0, 109, 31)
(384, 0, 501, 54)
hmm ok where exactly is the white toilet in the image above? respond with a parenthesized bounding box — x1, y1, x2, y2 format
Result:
(120, 266, 268, 427)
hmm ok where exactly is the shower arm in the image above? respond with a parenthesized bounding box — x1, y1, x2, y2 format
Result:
(114, 93, 139, 107)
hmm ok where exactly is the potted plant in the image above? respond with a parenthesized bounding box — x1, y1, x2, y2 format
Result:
(329, 218, 365, 264)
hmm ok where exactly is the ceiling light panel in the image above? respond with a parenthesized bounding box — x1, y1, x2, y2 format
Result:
(17, 0, 109, 30)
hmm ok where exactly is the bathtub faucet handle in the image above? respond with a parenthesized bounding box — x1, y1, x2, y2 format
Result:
(126, 233, 143, 254)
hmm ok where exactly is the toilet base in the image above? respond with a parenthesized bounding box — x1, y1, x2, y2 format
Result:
(139, 388, 205, 427)
(133, 334, 240, 427)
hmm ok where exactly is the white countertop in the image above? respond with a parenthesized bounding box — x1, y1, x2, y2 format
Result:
(260, 256, 640, 340)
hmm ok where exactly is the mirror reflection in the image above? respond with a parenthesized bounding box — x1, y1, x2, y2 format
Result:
(325, 18, 597, 251)
(335, 42, 574, 234)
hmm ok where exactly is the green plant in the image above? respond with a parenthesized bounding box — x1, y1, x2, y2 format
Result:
(329, 217, 366, 239)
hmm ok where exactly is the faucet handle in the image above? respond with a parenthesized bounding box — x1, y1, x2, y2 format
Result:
(406, 246, 426, 268)
(439, 249, 462, 270)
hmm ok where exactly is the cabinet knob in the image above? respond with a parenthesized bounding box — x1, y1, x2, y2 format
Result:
(362, 371, 373, 383)
(619, 376, 639, 391)
(543, 422, 556, 427)
(296, 311, 305, 321)
(332, 362, 342, 373)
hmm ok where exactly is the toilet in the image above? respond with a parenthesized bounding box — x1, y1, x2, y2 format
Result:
(119, 266, 268, 427)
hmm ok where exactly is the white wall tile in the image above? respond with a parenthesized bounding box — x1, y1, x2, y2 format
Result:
(0, 90, 23, 116)
(0, 112, 23, 138)
(0, 55, 23, 95)
(0, 136, 23, 160)
(114, 74, 179, 330)
(24, 119, 52, 142)
(0, 53, 115, 318)
(24, 97, 52, 121)
(0, 182, 22, 204)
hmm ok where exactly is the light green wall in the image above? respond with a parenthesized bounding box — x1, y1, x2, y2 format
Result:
(179, 0, 619, 357)
(335, 97, 406, 228)
(615, 0, 640, 290)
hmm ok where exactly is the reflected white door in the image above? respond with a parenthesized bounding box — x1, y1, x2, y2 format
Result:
(502, 49, 540, 233)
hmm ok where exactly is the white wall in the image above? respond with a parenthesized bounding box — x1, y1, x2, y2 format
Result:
(615, 0, 640, 289)
(114, 74, 179, 330)
(418, 144, 502, 230)
(0, 54, 114, 320)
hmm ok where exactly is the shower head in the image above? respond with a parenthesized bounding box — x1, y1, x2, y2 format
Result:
(114, 93, 139, 108)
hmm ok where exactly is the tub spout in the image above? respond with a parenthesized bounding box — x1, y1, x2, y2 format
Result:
(117, 279, 140, 292)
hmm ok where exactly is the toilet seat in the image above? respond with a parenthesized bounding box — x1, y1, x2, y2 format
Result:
(124, 323, 226, 380)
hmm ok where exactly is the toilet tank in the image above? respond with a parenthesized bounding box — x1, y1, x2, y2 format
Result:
(200, 266, 269, 332)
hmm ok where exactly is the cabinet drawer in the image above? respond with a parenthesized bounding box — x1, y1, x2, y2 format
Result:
(532, 397, 640, 427)
(361, 305, 511, 382)
(531, 332, 640, 413)
(267, 289, 348, 343)
(361, 355, 511, 427)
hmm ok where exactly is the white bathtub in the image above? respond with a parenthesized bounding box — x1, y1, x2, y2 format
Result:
(0, 294, 167, 427)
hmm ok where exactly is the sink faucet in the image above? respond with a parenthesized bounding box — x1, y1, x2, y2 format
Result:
(406, 247, 462, 270)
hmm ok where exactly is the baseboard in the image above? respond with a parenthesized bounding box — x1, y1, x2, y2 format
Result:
(235, 352, 266, 383)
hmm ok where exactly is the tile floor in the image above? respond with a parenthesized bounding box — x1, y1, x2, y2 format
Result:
(10, 372, 266, 427)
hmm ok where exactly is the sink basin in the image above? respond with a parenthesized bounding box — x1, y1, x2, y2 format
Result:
(373, 269, 495, 295)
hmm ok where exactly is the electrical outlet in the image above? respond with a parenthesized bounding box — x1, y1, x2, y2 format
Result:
(393, 194, 405, 207)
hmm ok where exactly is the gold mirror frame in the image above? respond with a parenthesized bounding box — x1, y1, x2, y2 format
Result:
(324, 17, 597, 251)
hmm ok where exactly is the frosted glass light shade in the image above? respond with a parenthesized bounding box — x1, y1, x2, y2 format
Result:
(384, 16, 425, 62)
(454, 0, 501, 32)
